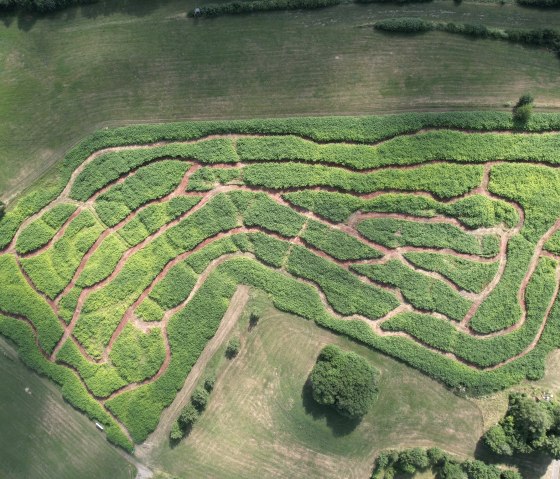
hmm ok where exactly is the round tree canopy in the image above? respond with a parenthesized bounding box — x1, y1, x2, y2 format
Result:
(310, 344, 379, 418)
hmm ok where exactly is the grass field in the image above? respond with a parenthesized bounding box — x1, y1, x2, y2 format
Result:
(152, 291, 484, 479)
(1, 0, 560, 199)
(0, 338, 135, 479)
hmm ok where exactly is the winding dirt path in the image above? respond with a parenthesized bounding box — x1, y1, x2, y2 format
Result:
(5, 130, 560, 454)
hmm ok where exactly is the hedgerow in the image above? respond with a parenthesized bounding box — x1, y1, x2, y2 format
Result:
(403, 251, 499, 293)
(148, 262, 198, 310)
(186, 167, 242, 192)
(106, 271, 237, 442)
(469, 236, 534, 334)
(357, 218, 500, 257)
(0, 255, 63, 353)
(70, 139, 236, 202)
(76, 234, 127, 288)
(94, 161, 189, 227)
(109, 324, 166, 383)
(381, 257, 557, 367)
(56, 340, 127, 397)
(243, 162, 483, 199)
(489, 163, 560, 242)
(243, 193, 306, 237)
(286, 246, 399, 319)
(16, 203, 77, 254)
(0, 316, 132, 451)
(302, 220, 382, 260)
(283, 190, 362, 222)
(21, 210, 104, 299)
(354, 260, 472, 321)
(74, 194, 239, 358)
(188, 0, 340, 17)
(184, 235, 242, 273)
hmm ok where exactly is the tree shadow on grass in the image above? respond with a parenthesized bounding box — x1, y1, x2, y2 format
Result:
(301, 378, 361, 437)
(473, 436, 551, 479)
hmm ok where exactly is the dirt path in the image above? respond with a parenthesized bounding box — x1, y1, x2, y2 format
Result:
(134, 285, 250, 462)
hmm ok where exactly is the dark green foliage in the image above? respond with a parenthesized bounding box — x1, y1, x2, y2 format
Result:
(484, 393, 560, 459)
(354, 260, 471, 321)
(244, 162, 483, 199)
(243, 193, 305, 237)
(76, 234, 127, 288)
(109, 324, 166, 384)
(375, 17, 435, 33)
(189, 0, 340, 18)
(286, 245, 399, 319)
(226, 337, 241, 359)
(94, 161, 189, 227)
(302, 220, 382, 261)
(0, 0, 97, 12)
(357, 218, 500, 257)
(148, 262, 198, 310)
(191, 387, 210, 411)
(404, 252, 498, 293)
(371, 447, 519, 479)
(310, 344, 379, 418)
(517, 0, 560, 6)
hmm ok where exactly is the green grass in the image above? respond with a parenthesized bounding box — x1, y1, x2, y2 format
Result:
(1, 0, 560, 199)
(151, 291, 484, 478)
(0, 338, 135, 479)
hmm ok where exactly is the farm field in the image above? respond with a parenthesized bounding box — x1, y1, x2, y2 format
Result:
(0, 337, 135, 479)
(1, 0, 560, 199)
(4, 112, 560, 476)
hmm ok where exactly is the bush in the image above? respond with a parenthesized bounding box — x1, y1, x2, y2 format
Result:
(226, 337, 241, 359)
(310, 344, 379, 418)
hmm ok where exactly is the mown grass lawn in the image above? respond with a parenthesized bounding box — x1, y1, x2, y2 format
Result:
(152, 290, 484, 479)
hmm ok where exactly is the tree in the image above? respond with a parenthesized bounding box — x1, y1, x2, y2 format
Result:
(0, 200, 5, 220)
(484, 424, 513, 456)
(461, 460, 501, 479)
(500, 470, 523, 479)
(191, 387, 209, 412)
(439, 460, 467, 479)
(179, 403, 199, 427)
(226, 337, 241, 358)
(203, 373, 216, 392)
(396, 447, 430, 474)
(310, 344, 379, 418)
(169, 421, 184, 441)
(512, 94, 534, 125)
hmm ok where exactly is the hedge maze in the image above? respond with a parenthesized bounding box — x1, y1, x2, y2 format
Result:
(4, 113, 560, 452)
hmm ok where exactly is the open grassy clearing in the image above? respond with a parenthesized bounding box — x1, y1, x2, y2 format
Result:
(4, 114, 560, 459)
(0, 337, 135, 479)
(1, 0, 560, 199)
(152, 291, 484, 479)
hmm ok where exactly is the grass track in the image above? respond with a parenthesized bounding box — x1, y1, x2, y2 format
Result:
(0, 337, 135, 479)
(1, 0, 560, 198)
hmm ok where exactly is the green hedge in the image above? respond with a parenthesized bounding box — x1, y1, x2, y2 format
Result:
(403, 251, 499, 293)
(21, 210, 104, 299)
(188, 0, 340, 17)
(354, 260, 472, 321)
(16, 204, 77, 255)
(357, 218, 500, 257)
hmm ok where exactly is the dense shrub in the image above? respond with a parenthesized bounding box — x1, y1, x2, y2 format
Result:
(404, 251, 499, 293)
(310, 344, 379, 418)
(375, 17, 434, 33)
(354, 260, 472, 321)
(225, 337, 241, 358)
(357, 218, 500, 257)
(16, 203, 77, 255)
(0, 0, 97, 12)
(517, 0, 560, 6)
(188, 0, 340, 18)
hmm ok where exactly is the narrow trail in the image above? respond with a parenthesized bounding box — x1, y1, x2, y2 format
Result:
(5, 130, 560, 453)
